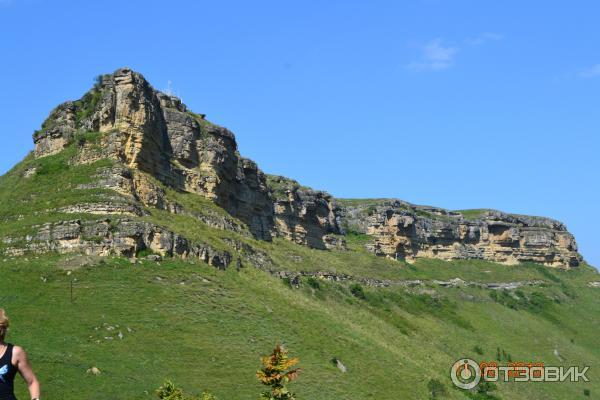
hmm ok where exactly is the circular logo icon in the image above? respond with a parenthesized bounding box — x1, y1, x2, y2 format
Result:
(450, 358, 481, 389)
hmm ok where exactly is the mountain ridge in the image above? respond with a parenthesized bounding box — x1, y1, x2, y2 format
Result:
(1, 68, 599, 400)
(23, 67, 583, 268)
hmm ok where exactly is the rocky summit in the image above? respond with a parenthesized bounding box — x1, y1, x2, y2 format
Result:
(25, 68, 582, 268)
(32, 68, 343, 253)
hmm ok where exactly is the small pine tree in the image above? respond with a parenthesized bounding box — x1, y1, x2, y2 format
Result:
(156, 379, 217, 400)
(257, 344, 301, 400)
(156, 380, 186, 400)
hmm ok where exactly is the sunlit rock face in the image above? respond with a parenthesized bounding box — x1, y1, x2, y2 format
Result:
(32, 68, 342, 247)
(343, 200, 582, 268)
(32, 68, 582, 267)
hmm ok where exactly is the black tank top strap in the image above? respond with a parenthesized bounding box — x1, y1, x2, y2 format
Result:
(0, 343, 18, 400)
(0, 344, 11, 363)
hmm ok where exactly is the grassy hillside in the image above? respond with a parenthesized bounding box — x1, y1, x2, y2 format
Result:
(0, 140, 599, 399)
(1, 256, 599, 400)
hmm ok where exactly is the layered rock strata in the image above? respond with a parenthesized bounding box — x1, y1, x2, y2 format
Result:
(341, 200, 581, 268)
(268, 175, 344, 249)
(29, 68, 583, 268)
(4, 219, 232, 268)
(32, 68, 343, 248)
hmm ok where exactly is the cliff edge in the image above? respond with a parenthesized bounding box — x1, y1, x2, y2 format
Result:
(20, 68, 583, 269)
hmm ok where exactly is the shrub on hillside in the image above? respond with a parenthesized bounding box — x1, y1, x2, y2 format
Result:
(156, 380, 217, 400)
(349, 283, 366, 300)
(257, 344, 301, 400)
(156, 380, 186, 400)
(306, 276, 320, 290)
(427, 378, 447, 399)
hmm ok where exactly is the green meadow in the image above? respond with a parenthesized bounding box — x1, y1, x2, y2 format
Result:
(0, 141, 598, 399)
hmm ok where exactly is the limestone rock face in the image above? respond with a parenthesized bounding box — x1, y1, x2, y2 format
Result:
(33, 102, 77, 157)
(28, 68, 583, 266)
(268, 176, 345, 249)
(31, 68, 337, 248)
(343, 200, 582, 268)
(7, 219, 232, 269)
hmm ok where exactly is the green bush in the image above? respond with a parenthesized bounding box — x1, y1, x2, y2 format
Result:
(306, 277, 320, 290)
(75, 88, 103, 124)
(427, 378, 447, 399)
(349, 283, 366, 300)
(476, 381, 498, 397)
(137, 248, 157, 258)
(156, 379, 217, 400)
(156, 380, 186, 400)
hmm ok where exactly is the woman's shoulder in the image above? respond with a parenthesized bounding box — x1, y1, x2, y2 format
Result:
(10, 345, 25, 359)
(8, 345, 28, 366)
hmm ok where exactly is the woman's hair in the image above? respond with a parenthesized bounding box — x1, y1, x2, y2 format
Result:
(0, 309, 9, 340)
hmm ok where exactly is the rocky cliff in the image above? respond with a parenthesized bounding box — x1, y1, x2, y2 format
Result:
(339, 200, 582, 268)
(32, 68, 342, 249)
(23, 68, 583, 269)
(268, 175, 344, 250)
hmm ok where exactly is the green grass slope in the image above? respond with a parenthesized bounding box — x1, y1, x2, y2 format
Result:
(1, 257, 598, 400)
(0, 140, 599, 399)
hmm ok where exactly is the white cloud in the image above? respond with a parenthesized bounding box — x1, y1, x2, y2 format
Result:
(579, 64, 600, 78)
(466, 32, 504, 46)
(406, 33, 504, 72)
(406, 39, 458, 71)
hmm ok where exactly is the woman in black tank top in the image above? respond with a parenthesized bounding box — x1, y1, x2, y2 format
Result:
(0, 344, 18, 400)
(0, 309, 40, 400)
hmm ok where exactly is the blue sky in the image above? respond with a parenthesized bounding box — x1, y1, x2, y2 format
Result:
(0, 0, 598, 267)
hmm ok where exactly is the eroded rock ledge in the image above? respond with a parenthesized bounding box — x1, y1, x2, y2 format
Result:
(340, 200, 581, 268)
(4, 219, 232, 269)
(270, 270, 547, 289)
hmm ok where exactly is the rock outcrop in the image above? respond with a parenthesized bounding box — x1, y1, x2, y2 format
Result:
(28, 68, 583, 268)
(340, 200, 581, 268)
(33, 102, 78, 157)
(268, 175, 344, 249)
(32, 68, 341, 248)
(5, 219, 232, 269)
